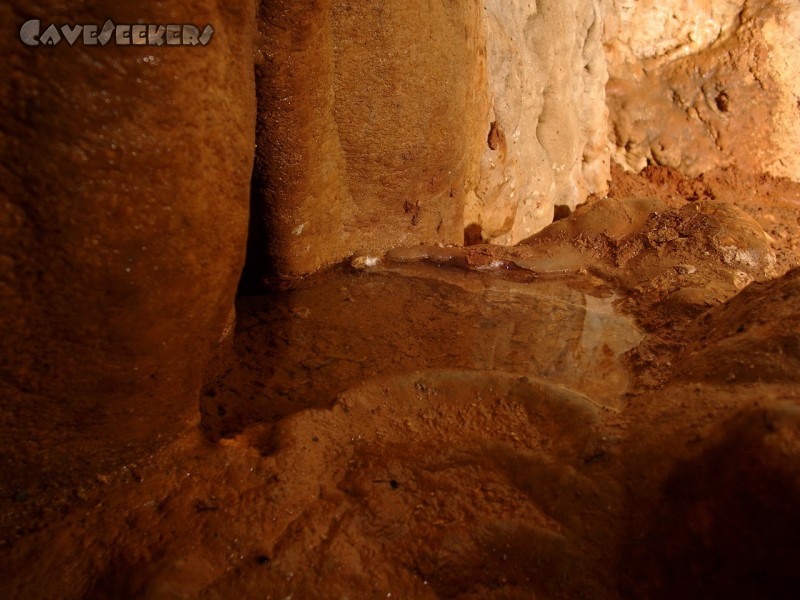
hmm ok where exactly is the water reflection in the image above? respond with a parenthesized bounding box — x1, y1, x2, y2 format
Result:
(206, 260, 642, 435)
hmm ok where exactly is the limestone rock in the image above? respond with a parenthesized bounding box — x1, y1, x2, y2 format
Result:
(253, 0, 488, 278)
(605, 0, 800, 181)
(468, 0, 610, 244)
(0, 2, 256, 489)
(253, 0, 611, 276)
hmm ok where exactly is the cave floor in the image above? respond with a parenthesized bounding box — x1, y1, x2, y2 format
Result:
(3, 166, 800, 599)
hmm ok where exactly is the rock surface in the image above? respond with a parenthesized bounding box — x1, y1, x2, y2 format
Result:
(605, 0, 800, 181)
(3, 3, 800, 598)
(0, 2, 256, 492)
(467, 0, 610, 244)
(251, 0, 488, 279)
(4, 220, 799, 599)
(251, 0, 611, 278)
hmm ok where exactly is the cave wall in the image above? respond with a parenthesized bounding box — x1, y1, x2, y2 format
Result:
(251, 0, 800, 274)
(2, 0, 797, 494)
(605, 0, 800, 181)
(252, 0, 489, 278)
(252, 0, 611, 276)
(468, 0, 610, 244)
(0, 2, 256, 489)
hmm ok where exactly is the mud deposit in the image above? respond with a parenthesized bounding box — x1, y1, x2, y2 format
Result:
(2, 169, 800, 599)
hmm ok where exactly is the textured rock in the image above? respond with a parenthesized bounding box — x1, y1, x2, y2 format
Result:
(516, 195, 779, 324)
(252, 0, 610, 277)
(0, 2, 256, 490)
(677, 267, 800, 384)
(468, 0, 610, 244)
(605, 0, 800, 181)
(252, 0, 488, 279)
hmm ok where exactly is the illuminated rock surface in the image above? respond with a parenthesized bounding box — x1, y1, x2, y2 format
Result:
(4, 172, 799, 598)
(251, 0, 611, 276)
(605, 0, 800, 181)
(468, 0, 609, 244)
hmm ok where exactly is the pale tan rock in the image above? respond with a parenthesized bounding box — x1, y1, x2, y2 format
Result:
(604, 0, 745, 66)
(605, 0, 800, 181)
(467, 0, 610, 245)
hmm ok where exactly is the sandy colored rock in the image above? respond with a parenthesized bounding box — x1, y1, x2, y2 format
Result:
(605, 0, 800, 181)
(606, 163, 800, 276)
(251, 0, 488, 279)
(251, 0, 611, 277)
(3, 162, 800, 598)
(0, 2, 256, 494)
(468, 0, 610, 244)
(517, 195, 777, 295)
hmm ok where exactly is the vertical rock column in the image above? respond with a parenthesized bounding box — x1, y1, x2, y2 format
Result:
(252, 0, 488, 279)
(467, 0, 610, 245)
(0, 2, 256, 491)
(252, 0, 611, 270)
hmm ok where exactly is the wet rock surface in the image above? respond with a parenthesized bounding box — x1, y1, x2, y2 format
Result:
(3, 169, 799, 599)
(4, 2, 800, 595)
(202, 264, 640, 441)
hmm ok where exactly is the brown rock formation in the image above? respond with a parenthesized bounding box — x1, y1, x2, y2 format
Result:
(0, 2, 256, 493)
(251, 0, 488, 279)
(2, 3, 800, 598)
(250, 0, 612, 278)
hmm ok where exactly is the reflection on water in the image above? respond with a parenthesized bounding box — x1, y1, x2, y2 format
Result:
(205, 260, 643, 436)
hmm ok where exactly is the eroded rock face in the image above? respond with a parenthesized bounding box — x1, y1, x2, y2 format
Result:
(605, 0, 800, 181)
(468, 0, 610, 244)
(252, 0, 611, 276)
(0, 2, 256, 491)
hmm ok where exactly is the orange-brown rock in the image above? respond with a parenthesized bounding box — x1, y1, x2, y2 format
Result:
(251, 0, 612, 277)
(605, 0, 800, 181)
(0, 2, 256, 494)
(251, 0, 488, 279)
